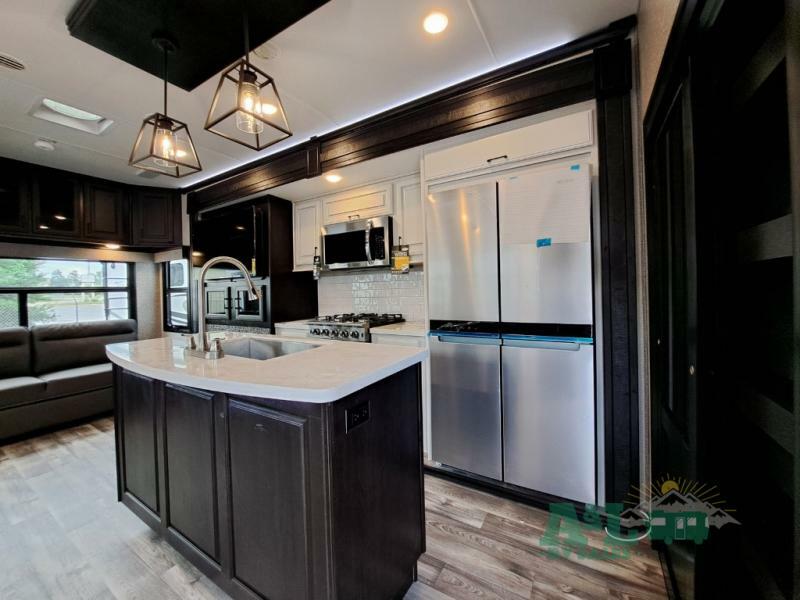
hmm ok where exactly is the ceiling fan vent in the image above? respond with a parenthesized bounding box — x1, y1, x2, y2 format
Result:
(0, 53, 25, 71)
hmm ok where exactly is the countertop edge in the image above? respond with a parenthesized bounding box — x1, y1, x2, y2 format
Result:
(106, 345, 428, 404)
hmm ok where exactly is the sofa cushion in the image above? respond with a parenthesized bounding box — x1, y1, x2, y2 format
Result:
(0, 327, 32, 379)
(0, 376, 47, 410)
(40, 363, 113, 400)
(31, 319, 137, 375)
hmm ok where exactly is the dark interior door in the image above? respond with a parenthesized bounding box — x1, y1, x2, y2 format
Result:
(647, 78, 699, 599)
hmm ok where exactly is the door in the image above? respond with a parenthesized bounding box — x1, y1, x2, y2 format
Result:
(163, 384, 218, 561)
(647, 79, 698, 597)
(227, 398, 310, 600)
(502, 339, 596, 503)
(132, 189, 179, 246)
(293, 199, 321, 270)
(0, 160, 31, 234)
(426, 182, 499, 323)
(119, 370, 159, 514)
(84, 181, 128, 243)
(31, 172, 82, 237)
(429, 335, 502, 480)
(498, 164, 593, 325)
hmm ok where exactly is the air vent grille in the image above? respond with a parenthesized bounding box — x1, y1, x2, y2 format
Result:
(0, 53, 25, 71)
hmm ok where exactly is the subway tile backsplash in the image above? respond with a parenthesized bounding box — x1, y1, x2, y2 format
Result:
(317, 269, 426, 322)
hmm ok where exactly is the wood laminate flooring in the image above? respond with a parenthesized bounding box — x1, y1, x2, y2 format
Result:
(0, 418, 667, 599)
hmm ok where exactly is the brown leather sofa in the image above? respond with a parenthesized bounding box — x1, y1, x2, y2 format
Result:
(0, 319, 137, 440)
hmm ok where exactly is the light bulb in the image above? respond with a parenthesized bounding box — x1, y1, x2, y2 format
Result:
(236, 75, 265, 134)
(262, 103, 278, 115)
(423, 12, 448, 34)
(153, 122, 176, 167)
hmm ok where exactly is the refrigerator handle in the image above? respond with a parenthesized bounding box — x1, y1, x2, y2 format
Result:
(435, 335, 502, 346)
(502, 338, 582, 351)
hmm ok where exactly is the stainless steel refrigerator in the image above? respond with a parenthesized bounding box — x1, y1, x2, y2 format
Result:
(427, 162, 596, 504)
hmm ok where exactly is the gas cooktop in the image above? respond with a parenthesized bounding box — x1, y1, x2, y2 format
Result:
(308, 313, 404, 342)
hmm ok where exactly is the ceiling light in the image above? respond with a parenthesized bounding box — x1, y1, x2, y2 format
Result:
(235, 225, 246, 231)
(33, 139, 56, 151)
(324, 173, 342, 183)
(423, 12, 448, 34)
(104, 243, 121, 250)
(53, 214, 67, 221)
(192, 251, 204, 257)
(205, 13, 292, 151)
(43, 98, 102, 121)
(129, 36, 201, 178)
(38, 224, 49, 230)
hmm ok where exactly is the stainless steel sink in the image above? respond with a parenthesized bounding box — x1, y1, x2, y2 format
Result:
(221, 338, 319, 360)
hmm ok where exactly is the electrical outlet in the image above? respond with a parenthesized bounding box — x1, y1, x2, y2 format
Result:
(345, 401, 370, 433)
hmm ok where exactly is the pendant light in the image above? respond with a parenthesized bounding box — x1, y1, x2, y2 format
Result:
(129, 37, 202, 178)
(204, 13, 292, 151)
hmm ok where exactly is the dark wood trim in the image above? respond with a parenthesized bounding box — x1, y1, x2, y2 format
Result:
(185, 16, 636, 211)
(594, 39, 639, 505)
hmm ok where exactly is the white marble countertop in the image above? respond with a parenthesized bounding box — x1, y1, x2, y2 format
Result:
(371, 322, 428, 337)
(106, 332, 427, 403)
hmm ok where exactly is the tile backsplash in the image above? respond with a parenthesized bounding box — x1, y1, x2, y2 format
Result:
(317, 269, 425, 322)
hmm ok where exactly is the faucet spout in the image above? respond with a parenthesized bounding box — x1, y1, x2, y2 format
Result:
(193, 256, 259, 357)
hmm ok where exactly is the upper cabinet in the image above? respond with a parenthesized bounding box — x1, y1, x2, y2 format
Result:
(321, 181, 393, 224)
(392, 177, 423, 264)
(293, 198, 322, 271)
(83, 180, 128, 243)
(0, 162, 31, 235)
(132, 189, 181, 247)
(424, 110, 594, 181)
(31, 172, 82, 238)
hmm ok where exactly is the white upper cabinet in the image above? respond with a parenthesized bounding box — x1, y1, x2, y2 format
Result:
(392, 176, 424, 263)
(321, 181, 393, 224)
(424, 109, 594, 181)
(293, 198, 322, 271)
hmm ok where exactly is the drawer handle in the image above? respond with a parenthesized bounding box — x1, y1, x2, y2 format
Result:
(486, 154, 508, 164)
(348, 214, 361, 220)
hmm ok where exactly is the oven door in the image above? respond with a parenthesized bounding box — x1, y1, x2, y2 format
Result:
(322, 216, 391, 270)
(232, 284, 267, 321)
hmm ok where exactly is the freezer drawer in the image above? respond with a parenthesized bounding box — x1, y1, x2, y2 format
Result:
(426, 182, 499, 323)
(502, 339, 595, 503)
(429, 335, 502, 480)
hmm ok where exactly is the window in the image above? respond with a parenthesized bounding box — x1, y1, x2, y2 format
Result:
(163, 256, 192, 333)
(0, 258, 134, 327)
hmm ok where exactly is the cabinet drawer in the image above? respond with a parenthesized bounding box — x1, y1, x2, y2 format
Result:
(424, 109, 594, 180)
(322, 182, 392, 224)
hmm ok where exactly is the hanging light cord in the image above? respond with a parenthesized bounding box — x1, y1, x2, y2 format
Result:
(162, 45, 168, 115)
(243, 11, 250, 68)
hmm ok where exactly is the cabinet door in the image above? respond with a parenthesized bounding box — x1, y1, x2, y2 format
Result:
(392, 178, 423, 263)
(164, 384, 219, 560)
(293, 198, 321, 271)
(132, 189, 180, 246)
(0, 162, 31, 234)
(31, 172, 82, 237)
(227, 398, 310, 600)
(322, 181, 392, 224)
(119, 370, 159, 514)
(84, 181, 128, 243)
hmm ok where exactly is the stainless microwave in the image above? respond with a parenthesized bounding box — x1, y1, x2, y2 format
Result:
(321, 216, 392, 270)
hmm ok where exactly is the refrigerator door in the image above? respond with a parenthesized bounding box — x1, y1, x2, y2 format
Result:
(499, 165, 593, 325)
(429, 334, 502, 480)
(502, 337, 595, 503)
(427, 183, 499, 323)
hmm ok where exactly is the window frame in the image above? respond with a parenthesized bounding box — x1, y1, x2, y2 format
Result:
(0, 258, 136, 328)
(162, 247, 193, 334)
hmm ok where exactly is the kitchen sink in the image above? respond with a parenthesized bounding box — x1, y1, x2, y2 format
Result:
(221, 337, 319, 360)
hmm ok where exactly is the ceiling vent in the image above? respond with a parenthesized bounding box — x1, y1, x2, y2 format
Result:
(0, 52, 25, 71)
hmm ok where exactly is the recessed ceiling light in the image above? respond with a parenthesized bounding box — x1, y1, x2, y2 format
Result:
(423, 11, 448, 34)
(324, 173, 342, 183)
(104, 243, 121, 250)
(235, 225, 246, 231)
(43, 98, 103, 121)
(38, 224, 49, 230)
(53, 214, 67, 221)
(33, 139, 56, 151)
(192, 251, 204, 257)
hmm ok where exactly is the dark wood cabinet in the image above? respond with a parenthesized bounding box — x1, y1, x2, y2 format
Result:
(163, 384, 219, 561)
(83, 180, 128, 243)
(117, 369, 159, 515)
(0, 162, 31, 234)
(227, 398, 310, 600)
(31, 172, 82, 238)
(132, 189, 181, 247)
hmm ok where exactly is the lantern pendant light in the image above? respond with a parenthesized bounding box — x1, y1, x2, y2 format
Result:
(204, 13, 292, 151)
(129, 37, 202, 178)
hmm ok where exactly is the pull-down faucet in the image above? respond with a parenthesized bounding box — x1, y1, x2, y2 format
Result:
(185, 256, 261, 359)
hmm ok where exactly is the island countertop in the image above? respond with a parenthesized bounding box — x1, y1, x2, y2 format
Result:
(106, 333, 427, 403)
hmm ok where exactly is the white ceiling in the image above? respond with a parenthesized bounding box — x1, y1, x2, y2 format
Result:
(0, 0, 637, 190)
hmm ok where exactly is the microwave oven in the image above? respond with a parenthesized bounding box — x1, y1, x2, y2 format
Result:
(321, 216, 392, 270)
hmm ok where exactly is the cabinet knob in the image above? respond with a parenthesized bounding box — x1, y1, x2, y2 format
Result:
(688, 365, 695, 376)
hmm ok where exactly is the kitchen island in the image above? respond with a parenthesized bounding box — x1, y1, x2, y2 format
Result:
(106, 334, 427, 600)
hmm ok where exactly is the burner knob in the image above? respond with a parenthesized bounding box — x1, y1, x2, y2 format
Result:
(322, 329, 329, 335)
(331, 329, 339, 337)
(311, 328, 319, 335)
(350, 331, 359, 338)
